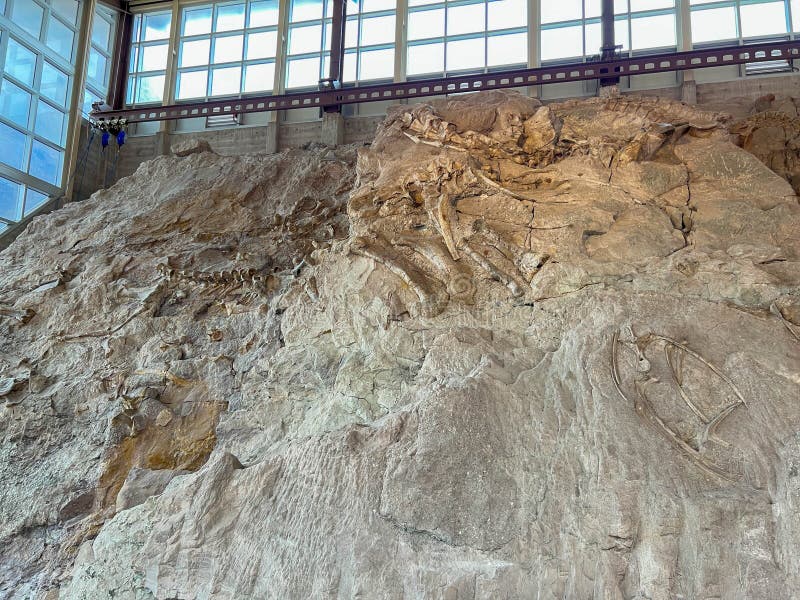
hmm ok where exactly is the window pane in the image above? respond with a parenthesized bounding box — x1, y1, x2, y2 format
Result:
(246, 31, 277, 59)
(91, 13, 112, 47)
(447, 3, 485, 36)
(585, 0, 601, 18)
(87, 47, 108, 87)
(409, 0, 439, 6)
(631, 13, 675, 49)
(408, 8, 444, 40)
(289, 24, 322, 54)
(690, 6, 737, 43)
(360, 15, 395, 45)
(213, 35, 244, 63)
(407, 41, 443, 74)
(541, 25, 583, 61)
(446, 37, 485, 71)
(487, 31, 526, 66)
(180, 39, 211, 67)
(144, 12, 171, 40)
(0, 177, 23, 221)
(12, 0, 44, 39)
(29, 140, 62, 186)
(40, 61, 69, 105)
(541, 0, 582, 24)
(0, 79, 31, 127)
(343, 50, 356, 81)
(359, 47, 393, 79)
(286, 56, 321, 87)
(5, 38, 37, 86)
(250, 0, 280, 27)
(794, 0, 800, 32)
(210, 65, 241, 95)
(616, 18, 629, 51)
(51, 0, 79, 24)
(345, 17, 358, 47)
(183, 7, 212, 36)
(585, 21, 601, 55)
(140, 43, 169, 71)
(177, 69, 208, 99)
(216, 3, 245, 31)
(34, 100, 65, 145)
(24, 188, 49, 216)
(362, 0, 394, 11)
(630, 0, 673, 11)
(740, 2, 788, 38)
(46, 16, 74, 60)
(243, 62, 275, 92)
(0, 123, 26, 170)
(488, 0, 526, 31)
(291, 0, 324, 22)
(135, 74, 165, 102)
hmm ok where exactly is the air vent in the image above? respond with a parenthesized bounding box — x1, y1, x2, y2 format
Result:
(205, 113, 240, 128)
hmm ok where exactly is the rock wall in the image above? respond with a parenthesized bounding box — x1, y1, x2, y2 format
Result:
(0, 92, 799, 599)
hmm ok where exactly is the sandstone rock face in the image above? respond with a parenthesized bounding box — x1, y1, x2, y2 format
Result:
(0, 92, 799, 599)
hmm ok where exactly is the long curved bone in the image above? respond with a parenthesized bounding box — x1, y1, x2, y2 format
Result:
(460, 241, 525, 298)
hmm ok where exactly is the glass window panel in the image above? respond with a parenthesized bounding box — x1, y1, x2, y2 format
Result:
(87, 48, 108, 87)
(585, 0, 601, 18)
(408, 8, 444, 40)
(343, 50, 357, 81)
(91, 12, 112, 47)
(325, 21, 332, 46)
(446, 37, 485, 71)
(82, 88, 101, 116)
(289, 24, 322, 54)
(29, 140, 61, 186)
(180, 39, 211, 67)
(129, 46, 138, 71)
(0, 224, 6, 234)
(488, 0, 526, 31)
(0, 177, 23, 221)
(177, 69, 208, 98)
(487, 31, 526, 66)
(541, 0, 582, 24)
(0, 0, 4, 15)
(359, 47, 393, 79)
(0, 79, 31, 127)
(216, 3, 246, 32)
(46, 16, 74, 60)
(447, 3, 486, 36)
(362, 0, 394, 11)
(40, 62, 68, 105)
(407, 41, 443, 74)
(144, 12, 171, 40)
(631, 12, 675, 49)
(34, 100, 65, 145)
(690, 0, 718, 4)
(246, 31, 278, 59)
(52, 0, 79, 24)
(585, 20, 601, 55)
(12, 0, 44, 39)
(794, 0, 800, 31)
(140, 43, 169, 71)
(541, 24, 583, 61)
(210, 65, 241, 95)
(360, 15, 395, 45)
(408, 0, 439, 6)
(212, 35, 244, 63)
(616, 18, 629, 50)
(250, 0, 280, 27)
(740, 2, 788, 38)
(24, 188, 49, 216)
(286, 56, 322, 87)
(690, 6, 737, 43)
(135, 73, 165, 102)
(243, 61, 275, 92)
(5, 38, 37, 86)
(614, 0, 627, 12)
(133, 13, 141, 40)
(183, 7, 212, 36)
(0, 122, 26, 170)
(630, 0, 672, 11)
(345, 17, 358, 47)
(291, 0, 324, 22)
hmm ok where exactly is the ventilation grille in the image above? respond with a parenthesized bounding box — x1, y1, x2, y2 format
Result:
(205, 113, 240, 128)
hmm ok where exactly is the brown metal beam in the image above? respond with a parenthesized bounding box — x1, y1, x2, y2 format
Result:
(321, 0, 347, 112)
(108, 4, 133, 109)
(91, 40, 800, 123)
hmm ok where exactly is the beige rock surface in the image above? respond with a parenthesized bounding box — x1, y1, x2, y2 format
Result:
(0, 91, 798, 599)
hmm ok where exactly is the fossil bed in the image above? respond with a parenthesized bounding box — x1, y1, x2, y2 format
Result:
(1, 90, 800, 599)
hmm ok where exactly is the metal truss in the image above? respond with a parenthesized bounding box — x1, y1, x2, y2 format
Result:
(91, 40, 800, 123)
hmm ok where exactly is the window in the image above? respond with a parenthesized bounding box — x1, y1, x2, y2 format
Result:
(127, 10, 172, 105)
(0, 0, 81, 230)
(690, 0, 792, 45)
(407, 0, 527, 77)
(342, 0, 396, 83)
(84, 4, 117, 116)
(286, 0, 332, 88)
(176, 1, 278, 100)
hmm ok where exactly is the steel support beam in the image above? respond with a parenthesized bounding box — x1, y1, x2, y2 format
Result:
(600, 0, 619, 85)
(91, 40, 800, 124)
(321, 0, 347, 112)
(109, 4, 133, 109)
